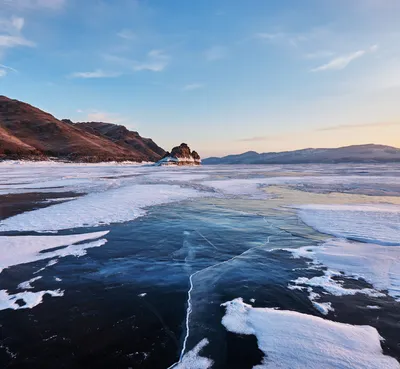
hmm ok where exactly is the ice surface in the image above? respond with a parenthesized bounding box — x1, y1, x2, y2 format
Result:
(18, 276, 42, 290)
(202, 179, 271, 198)
(0, 289, 64, 311)
(202, 175, 400, 198)
(0, 231, 109, 272)
(221, 298, 400, 369)
(174, 339, 213, 369)
(288, 239, 400, 301)
(0, 184, 205, 232)
(296, 204, 400, 245)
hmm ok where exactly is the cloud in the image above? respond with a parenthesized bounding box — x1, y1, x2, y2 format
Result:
(0, 69, 6, 77)
(0, 16, 35, 53)
(86, 110, 125, 123)
(304, 50, 335, 59)
(0, 35, 35, 48)
(316, 121, 399, 131)
(133, 49, 169, 72)
(205, 46, 227, 61)
(311, 45, 378, 72)
(182, 83, 205, 91)
(69, 69, 120, 79)
(0, 63, 17, 73)
(255, 33, 283, 41)
(2, 0, 66, 10)
(11, 17, 24, 32)
(117, 29, 136, 40)
(237, 136, 276, 142)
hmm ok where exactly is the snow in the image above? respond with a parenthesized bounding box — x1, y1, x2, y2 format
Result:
(296, 204, 400, 246)
(308, 290, 334, 315)
(0, 231, 109, 273)
(287, 239, 400, 301)
(0, 184, 205, 232)
(221, 298, 400, 369)
(0, 289, 64, 311)
(173, 339, 213, 369)
(18, 276, 42, 290)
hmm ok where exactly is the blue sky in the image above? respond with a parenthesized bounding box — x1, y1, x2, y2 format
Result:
(1, 0, 400, 157)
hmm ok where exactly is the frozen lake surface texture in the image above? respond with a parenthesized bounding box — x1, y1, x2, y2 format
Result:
(0, 162, 399, 369)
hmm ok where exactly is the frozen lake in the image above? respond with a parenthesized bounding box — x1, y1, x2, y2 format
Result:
(0, 162, 399, 369)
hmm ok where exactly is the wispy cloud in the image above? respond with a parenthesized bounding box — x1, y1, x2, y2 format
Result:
(316, 121, 399, 131)
(311, 44, 378, 72)
(255, 32, 284, 41)
(117, 29, 136, 40)
(69, 69, 120, 79)
(0, 16, 35, 53)
(0, 35, 35, 48)
(3, 0, 66, 10)
(0, 63, 18, 73)
(0, 69, 6, 77)
(237, 136, 276, 142)
(86, 110, 125, 123)
(304, 50, 335, 59)
(254, 31, 308, 47)
(133, 49, 169, 72)
(182, 83, 205, 91)
(205, 46, 227, 61)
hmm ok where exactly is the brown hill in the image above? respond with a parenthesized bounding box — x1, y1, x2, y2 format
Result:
(76, 122, 165, 162)
(0, 96, 165, 162)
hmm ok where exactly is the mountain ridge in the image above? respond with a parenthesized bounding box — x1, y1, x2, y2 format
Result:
(203, 144, 400, 165)
(0, 96, 166, 162)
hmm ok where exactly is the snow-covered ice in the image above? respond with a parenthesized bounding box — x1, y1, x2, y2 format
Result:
(18, 276, 42, 290)
(0, 184, 206, 232)
(173, 338, 213, 369)
(296, 204, 400, 246)
(0, 231, 109, 272)
(221, 298, 400, 369)
(0, 289, 64, 311)
(288, 239, 400, 301)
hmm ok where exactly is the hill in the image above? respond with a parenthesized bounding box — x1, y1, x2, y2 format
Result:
(0, 96, 165, 162)
(203, 144, 400, 165)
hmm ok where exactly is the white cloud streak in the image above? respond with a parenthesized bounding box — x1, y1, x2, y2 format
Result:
(133, 49, 169, 72)
(0, 63, 17, 72)
(69, 69, 120, 79)
(0, 16, 35, 54)
(0, 34, 35, 48)
(311, 45, 378, 72)
(182, 83, 205, 91)
(117, 29, 136, 40)
(2, 0, 66, 10)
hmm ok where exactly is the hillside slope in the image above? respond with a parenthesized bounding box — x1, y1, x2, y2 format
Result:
(0, 96, 165, 162)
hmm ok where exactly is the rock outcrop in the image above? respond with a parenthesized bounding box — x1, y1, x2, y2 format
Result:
(0, 95, 166, 162)
(157, 143, 201, 165)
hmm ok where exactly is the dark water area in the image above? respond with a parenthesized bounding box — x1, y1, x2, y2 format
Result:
(0, 198, 399, 368)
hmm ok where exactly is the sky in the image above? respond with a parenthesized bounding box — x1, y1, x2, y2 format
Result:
(1, 0, 400, 157)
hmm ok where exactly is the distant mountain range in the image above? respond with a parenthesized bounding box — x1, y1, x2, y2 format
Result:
(203, 144, 400, 165)
(0, 96, 166, 162)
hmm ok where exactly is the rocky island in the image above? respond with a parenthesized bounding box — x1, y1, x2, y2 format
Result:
(157, 143, 201, 166)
